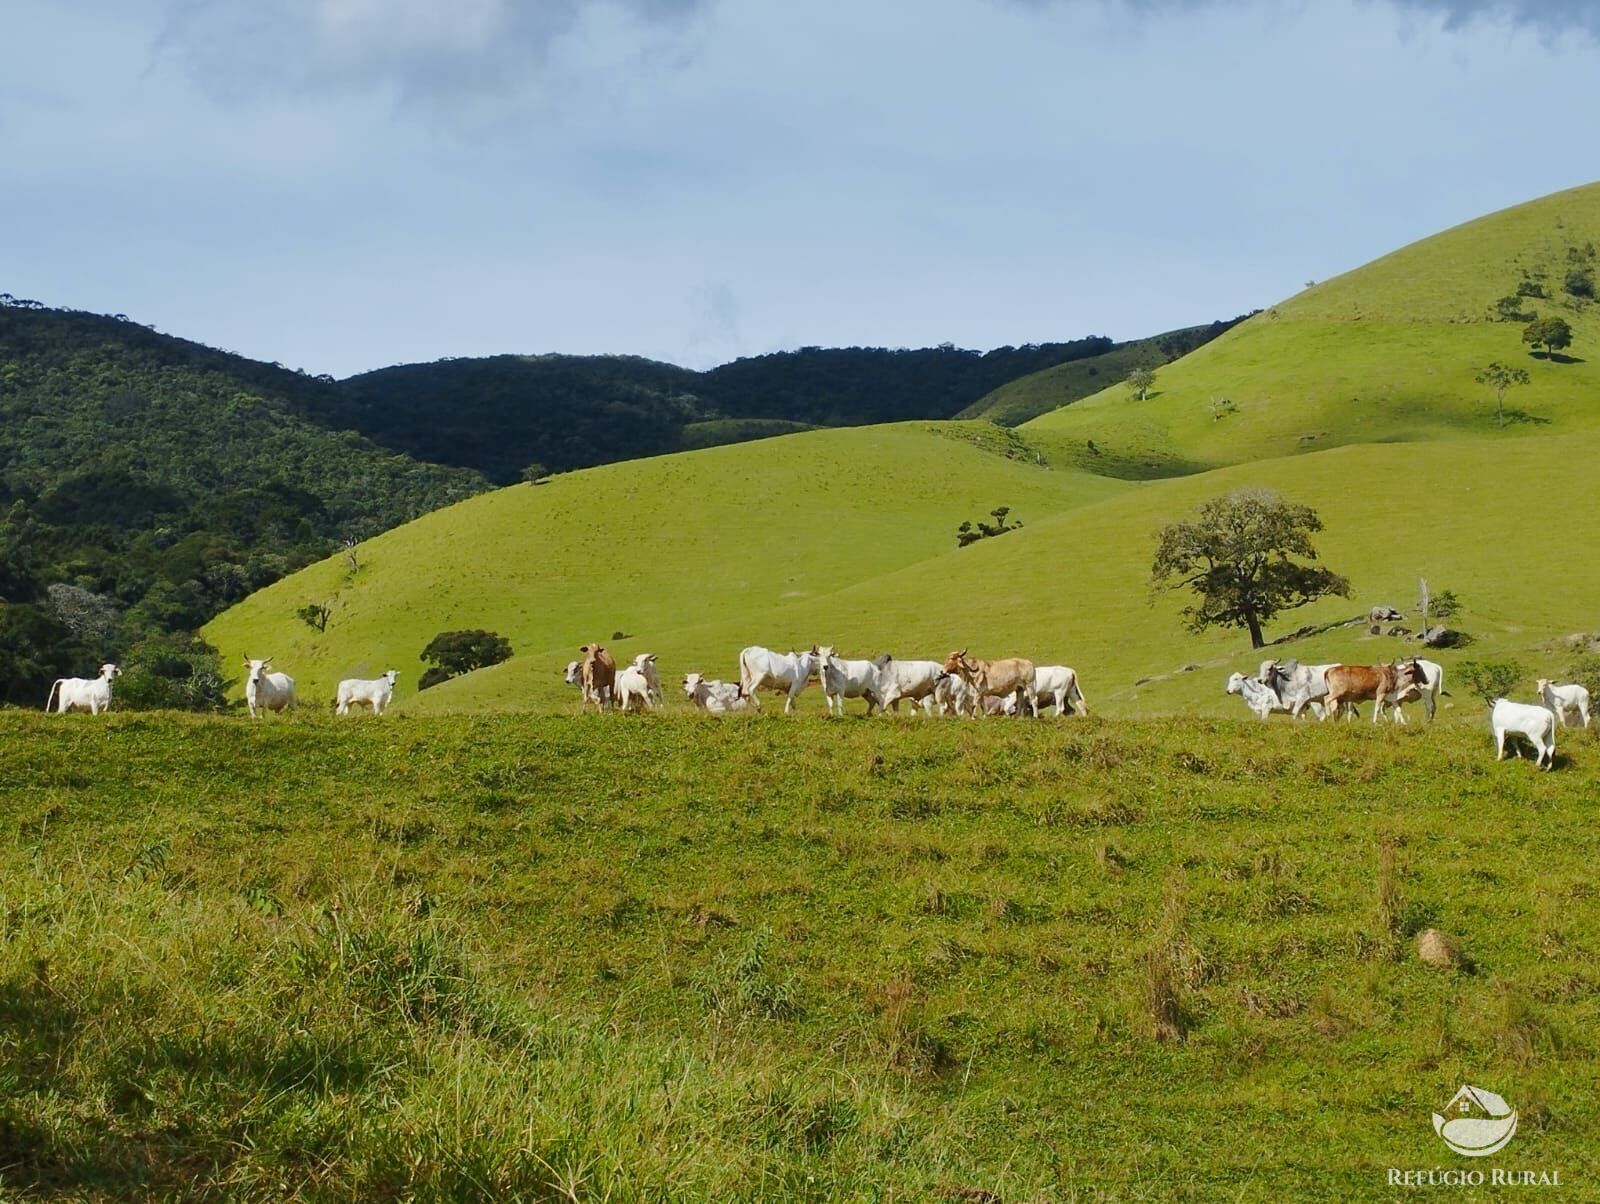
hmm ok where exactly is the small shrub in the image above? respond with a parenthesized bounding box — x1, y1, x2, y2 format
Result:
(1457, 659, 1524, 704)
(693, 926, 801, 1021)
(1564, 267, 1595, 300)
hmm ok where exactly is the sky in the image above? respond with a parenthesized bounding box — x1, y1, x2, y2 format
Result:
(3, 0, 1598, 377)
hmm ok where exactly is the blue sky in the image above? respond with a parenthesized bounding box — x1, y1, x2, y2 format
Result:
(3, 0, 1597, 376)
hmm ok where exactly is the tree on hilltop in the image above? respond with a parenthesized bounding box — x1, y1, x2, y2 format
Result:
(1151, 489, 1350, 649)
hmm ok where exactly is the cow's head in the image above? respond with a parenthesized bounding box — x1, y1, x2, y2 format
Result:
(1226, 672, 1246, 695)
(941, 649, 976, 681)
(815, 644, 837, 669)
(100, 663, 122, 680)
(682, 672, 704, 697)
(243, 657, 271, 686)
(1536, 678, 1553, 692)
(563, 661, 582, 686)
(383, 669, 399, 685)
(633, 653, 657, 669)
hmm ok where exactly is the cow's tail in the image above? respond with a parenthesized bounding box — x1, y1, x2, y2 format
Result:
(738, 648, 756, 697)
(1070, 674, 1088, 716)
(45, 679, 64, 713)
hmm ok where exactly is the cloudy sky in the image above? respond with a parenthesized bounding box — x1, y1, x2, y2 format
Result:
(3, 1, 1597, 376)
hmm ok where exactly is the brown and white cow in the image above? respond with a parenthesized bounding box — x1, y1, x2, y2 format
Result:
(1321, 659, 1423, 724)
(941, 649, 1036, 716)
(578, 644, 616, 710)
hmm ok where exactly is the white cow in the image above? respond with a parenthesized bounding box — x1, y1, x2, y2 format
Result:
(336, 670, 398, 716)
(243, 657, 296, 718)
(1383, 658, 1445, 724)
(626, 653, 663, 705)
(1031, 665, 1088, 716)
(1537, 679, 1591, 729)
(818, 646, 889, 716)
(683, 673, 751, 713)
(1492, 698, 1556, 769)
(932, 672, 977, 717)
(1258, 660, 1336, 719)
(1226, 671, 1293, 720)
(738, 645, 820, 713)
(563, 661, 583, 691)
(615, 661, 657, 712)
(874, 658, 948, 714)
(46, 663, 121, 715)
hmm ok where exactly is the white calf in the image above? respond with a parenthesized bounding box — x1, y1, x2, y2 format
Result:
(626, 653, 663, 704)
(818, 646, 888, 716)
(1492, 698, 1556, 769)
(615, 663, 657, 712)
(1032, 665, 1088, 716)
(739, 645, 820, 713)
(683, 673, 751, 713)
(1226, 671, 1291, 720)
(1537, 679, 1591, 729)
(46, 663, 121, 714)
(243, 657, 297, 718)
(932, 672, 977, 717)
(336, 670, 398, 716)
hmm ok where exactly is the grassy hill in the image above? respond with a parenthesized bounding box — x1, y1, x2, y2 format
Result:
(203, 424, 1129, 703)
(203, 182, 1600, 720)
(956, 316, 1251, 427)
(1020, 182, 1600, 478)
(5, 712, 1598, 1198)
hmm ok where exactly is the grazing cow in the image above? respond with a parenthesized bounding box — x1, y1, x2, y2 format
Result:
(336, 669, 398, 716)
(615, 659, 658, 712)
(1537, 679, 1591, 729)
(738, 645, 820, 713)
(243, 657, 296, 718)
(874, 658, 947, 714)
(578, 644, 615, 711)
(683, 672, 751, 713)
(932, 671, 978, 718)
(1321, 659, 1423, 724)
(1492, 698, 1556, 769)
(46, 663, 121, 715)
(980, 694, 1015, 717)
(941, 649, 1036, 715)
(1226, 671, 1293, 720)
(818, 646, 889, 716)
(1031, 665, 1088, 716)
(1257, 660, 1337, 719)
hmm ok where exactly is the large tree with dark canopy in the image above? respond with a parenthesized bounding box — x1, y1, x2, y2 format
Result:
(1150, 489, 1350, 649)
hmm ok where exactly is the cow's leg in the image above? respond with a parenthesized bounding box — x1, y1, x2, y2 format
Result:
(1495, 728, 1506, 760)
(1423, 689, 1436, 722)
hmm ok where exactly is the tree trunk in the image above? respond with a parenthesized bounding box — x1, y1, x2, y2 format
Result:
(1245, 611, 1264, 649)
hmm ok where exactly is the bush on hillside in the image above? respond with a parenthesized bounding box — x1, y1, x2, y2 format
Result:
(418, 629, 513, 690)
(1456, 660, 1524, 704)
(1564, 268, 1595, 299)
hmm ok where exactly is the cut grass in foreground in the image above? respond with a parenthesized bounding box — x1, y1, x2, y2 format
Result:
(3, 712, 1598, 1200)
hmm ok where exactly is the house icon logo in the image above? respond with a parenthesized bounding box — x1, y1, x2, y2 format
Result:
(1433, 1085, 1518, 1157)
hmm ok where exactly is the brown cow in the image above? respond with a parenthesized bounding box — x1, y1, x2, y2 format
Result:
(1321, 659, 1422, 724)
(941, 649, 1037, 716)
(578, 644, 616, 711)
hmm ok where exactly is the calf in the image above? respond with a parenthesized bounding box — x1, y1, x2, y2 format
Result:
(941, 649, 1036, 716)
(46, 663, 121, 715)
(683, 672, 750, 713)
(627, 653, 663, 705)
(1226, 671, 1291, 720)
(243, 657, 296, 718)
(615, 660, 658, 712)
(1537, 679, 1591, 729)
(1321, 659, 1423, 724)
(578, 644, 615, 711)
(336, 669, 398, 716)
(739, 645, 820, 713)
(932, 671, 977, 718)
(1493, 698, 1556, 769)
(818, 646, 889, 716)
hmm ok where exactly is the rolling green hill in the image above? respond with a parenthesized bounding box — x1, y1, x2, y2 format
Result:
(956, 316, 1251, 427)
(1019, 182, 1600, 478)
(203, 424, 1130, 702)
(205, 182, 1600, 719)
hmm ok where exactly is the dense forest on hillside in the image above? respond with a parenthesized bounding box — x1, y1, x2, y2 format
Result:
(335, 338, 1121, 483)
(0, 300, 485, 707)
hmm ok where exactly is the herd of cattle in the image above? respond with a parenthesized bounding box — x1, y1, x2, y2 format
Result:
(40, 645, 1592, 768)
(563, 644, 1087, 719)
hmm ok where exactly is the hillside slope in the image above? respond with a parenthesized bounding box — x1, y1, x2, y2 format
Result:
(203, 424, 1129, 701)
(406, 432, 1600, 716)
(1021, 182, 1600, 478)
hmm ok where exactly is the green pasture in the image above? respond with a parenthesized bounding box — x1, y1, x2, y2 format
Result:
(3, 712, 1596, 1199)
